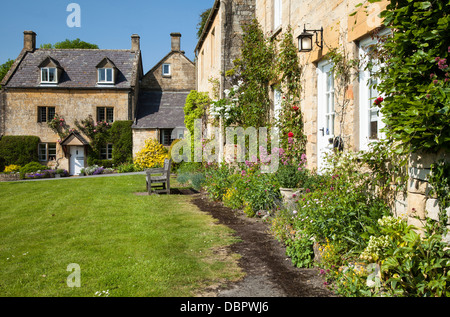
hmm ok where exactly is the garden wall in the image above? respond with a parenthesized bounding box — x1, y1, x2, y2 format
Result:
(406, 150, 450, 241)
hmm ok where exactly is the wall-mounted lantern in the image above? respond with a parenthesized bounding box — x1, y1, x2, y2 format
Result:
(297, 25, 323, 52)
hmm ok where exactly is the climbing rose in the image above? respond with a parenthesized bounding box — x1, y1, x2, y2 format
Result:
(292, 106, 299, 111)
(288, 132, 294, 138)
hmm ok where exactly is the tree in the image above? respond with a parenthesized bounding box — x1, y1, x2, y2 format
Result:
(40, 38, 99, 49)
(197, 8, 212, 39)
(0, 59, 14, 88)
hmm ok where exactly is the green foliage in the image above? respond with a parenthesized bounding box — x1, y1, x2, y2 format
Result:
(0, 59, 14, 87)
(110, 121, 133, 165)
(231, 19, 276, 128)
(376, 0, 450, 153)
(184, 90, 209, 137)
(277, 26, 307, 157)
(75, 115, 112, 161)
(40, 38, 99, 49)
(0, 136, 40, 169)
(205, 162, 281, 216)
(428, 160, 450, 233)
(196, 8, 212, 39)
(19, 162, 47, 179)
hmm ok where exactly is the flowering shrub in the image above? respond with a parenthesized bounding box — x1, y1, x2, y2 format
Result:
(134, 138, 168, 170)
(81, 165, 115, 176)
(24, 169, 69, 179)
(204, 161, 281, 217)
(48, 114, 70, 139)
(3, 164, 21, 173)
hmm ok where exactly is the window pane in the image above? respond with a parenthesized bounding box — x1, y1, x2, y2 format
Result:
(106, 68, 113, 82)
(47, 107, 56, 121)
(107, 144, 113, 160)
(39, 107, 47, 123)
(38, 144, 47, 161)
(48, 68, 56, 82)
(163, 64, 170, 75)
(48, 143, 57, 160)
(106, 108, 114, 123)
(41, 68, 48, 82)
(97, 107, 105, 122)
(98, 69, 105, 82)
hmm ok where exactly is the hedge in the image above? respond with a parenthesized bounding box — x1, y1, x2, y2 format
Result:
(0, 136, 40, 171)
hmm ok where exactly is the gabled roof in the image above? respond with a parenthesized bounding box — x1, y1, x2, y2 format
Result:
(2, 49, 142, 89)
(60, 131, 90, 146)
(133, 91, 188, 129)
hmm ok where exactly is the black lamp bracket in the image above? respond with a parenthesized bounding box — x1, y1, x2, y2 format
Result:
(302, 25, 323, 50)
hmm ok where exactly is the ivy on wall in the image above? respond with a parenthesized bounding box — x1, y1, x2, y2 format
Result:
(375, 0, 450, 153)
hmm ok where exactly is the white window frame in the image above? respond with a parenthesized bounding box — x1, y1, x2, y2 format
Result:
(359, 33, 388, 151)
(41, 67, 58, 84)
(162, 63, 171, 76)
(273, 0, 282, 30)
(97, 68, 114, 84)
(273, 87, 282, 132)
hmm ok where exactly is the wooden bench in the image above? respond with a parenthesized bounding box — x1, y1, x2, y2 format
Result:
(146, 158, 171, 195)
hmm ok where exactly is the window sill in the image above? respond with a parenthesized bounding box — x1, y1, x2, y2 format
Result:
(270, 26, 283, 39)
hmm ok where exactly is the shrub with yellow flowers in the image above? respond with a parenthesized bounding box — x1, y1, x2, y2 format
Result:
(134, 138, 168, 170)
(3, 164, 21, 173)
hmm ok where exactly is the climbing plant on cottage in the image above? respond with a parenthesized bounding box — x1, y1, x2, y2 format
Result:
(376, 0, 450, 153)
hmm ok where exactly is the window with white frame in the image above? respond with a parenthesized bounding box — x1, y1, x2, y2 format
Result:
(359, 34, 387, 151)
(38, 143, 57, 161)
(325, 70, 335, 136)
(162, 63, 171, 76)
(274, 0, 282, 30)
(41, 67, 58, 83)
(273, 87, 282, 125)
(98, 68, 114, 84)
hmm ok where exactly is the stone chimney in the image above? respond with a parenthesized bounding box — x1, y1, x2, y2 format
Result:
(23, 31, 36, 52)
(170, 33, 181, 52)
(131, 34, 140, 52)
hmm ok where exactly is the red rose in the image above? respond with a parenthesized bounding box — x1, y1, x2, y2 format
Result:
(288, 132, 294, 138)
(292, 106, 299, 111)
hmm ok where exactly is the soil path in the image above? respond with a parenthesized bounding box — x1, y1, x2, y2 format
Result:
(189, 191, 335, 297)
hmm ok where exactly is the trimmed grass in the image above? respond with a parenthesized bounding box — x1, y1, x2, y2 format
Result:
(0, 175, 242, 297)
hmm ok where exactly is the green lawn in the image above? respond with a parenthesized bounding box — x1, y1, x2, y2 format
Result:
(0, 175, 242, 297)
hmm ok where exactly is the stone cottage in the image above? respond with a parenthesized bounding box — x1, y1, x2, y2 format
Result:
(132, 33, 195, 157)
(0, 31, 143, 175)
(195, 0, 390, 171)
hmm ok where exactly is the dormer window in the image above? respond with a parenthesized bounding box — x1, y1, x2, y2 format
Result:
(39, 56, 62, 85)
(98, 68, 114, 84)
(41, 67, 57, 83)
(96, 58, 117, 85)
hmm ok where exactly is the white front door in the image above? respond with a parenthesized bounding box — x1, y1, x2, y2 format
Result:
(317, 61, 335, 173)
(70, 146, 85, 175)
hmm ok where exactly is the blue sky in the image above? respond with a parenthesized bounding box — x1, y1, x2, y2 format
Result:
(0, 0, 214, 72)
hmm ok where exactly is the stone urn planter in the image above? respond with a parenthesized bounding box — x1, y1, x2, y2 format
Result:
(280, 188, 303, 205)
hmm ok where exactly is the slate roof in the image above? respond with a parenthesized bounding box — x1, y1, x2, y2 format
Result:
(3, 49, 141, 89)
(133, 91, 188, 129)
